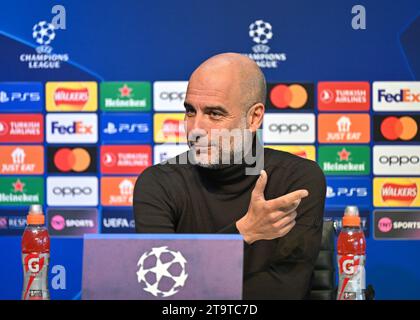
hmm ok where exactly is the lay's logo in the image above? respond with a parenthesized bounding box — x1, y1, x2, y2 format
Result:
(46, 82, 97, 111)
(374, 178, 420, 207)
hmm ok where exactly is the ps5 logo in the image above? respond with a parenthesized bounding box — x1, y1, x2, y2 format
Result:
(0, 91, 40, 103)
(326, 187, 368, 198)
(103, 122, 149, 135)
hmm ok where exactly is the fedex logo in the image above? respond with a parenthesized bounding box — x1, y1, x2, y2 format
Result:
(47, 113, 97, 143)
(373, 82, 420, 111)
(51, 121, 93, 134)
(377, 89, 420, 103)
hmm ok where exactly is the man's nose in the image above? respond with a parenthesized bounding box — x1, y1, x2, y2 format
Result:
(186, 114, 207, 141)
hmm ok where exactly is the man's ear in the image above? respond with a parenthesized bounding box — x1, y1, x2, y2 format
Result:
(246, 103, 265, 133)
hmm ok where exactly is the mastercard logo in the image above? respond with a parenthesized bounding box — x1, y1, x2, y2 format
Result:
(53, 148, 92, 172)
(380, 116, 418, 141)
(269, 84, 309, 109)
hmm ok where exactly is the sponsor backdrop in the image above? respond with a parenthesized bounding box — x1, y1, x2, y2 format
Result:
(0, 0, 420, 299)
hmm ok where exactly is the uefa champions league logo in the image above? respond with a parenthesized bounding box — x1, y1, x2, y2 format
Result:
(136, 246, 188, 298)
(32, 21, 56, 54)
(243, 19, 286, 68)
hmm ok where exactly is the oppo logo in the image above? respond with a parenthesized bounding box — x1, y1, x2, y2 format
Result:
(379, 155, 420, 166)
(52, 186, 92, 196)
(268, 123, 309, 133)
(159, 91, 185, 101)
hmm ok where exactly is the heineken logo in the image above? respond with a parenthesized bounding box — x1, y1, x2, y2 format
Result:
(100, 82, 151, 111)
(318, 146, 370, 175)
(0, 177, 44, 205)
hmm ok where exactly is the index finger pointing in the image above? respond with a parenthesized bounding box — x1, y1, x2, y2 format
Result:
(266, 189, 309, 210)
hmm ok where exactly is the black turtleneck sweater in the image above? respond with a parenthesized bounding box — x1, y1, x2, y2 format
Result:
(133, 146, 326, 300)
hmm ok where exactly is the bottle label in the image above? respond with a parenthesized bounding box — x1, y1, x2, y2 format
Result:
(22, 253, 50, 300)
(337, 254, 366, 300)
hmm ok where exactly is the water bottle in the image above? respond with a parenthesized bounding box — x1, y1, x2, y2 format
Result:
(21, 205, 50, 300)
(337, 205, 366, 300)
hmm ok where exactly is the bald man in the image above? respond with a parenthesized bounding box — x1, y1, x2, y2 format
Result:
(134, 53, 326, 299)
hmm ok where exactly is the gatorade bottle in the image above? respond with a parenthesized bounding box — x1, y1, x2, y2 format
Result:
(21, 205, 50, 300)
(337, 206, 366, 300)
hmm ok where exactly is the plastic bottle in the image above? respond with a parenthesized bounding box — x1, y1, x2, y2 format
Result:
(21, 204, 50, 300)
(337, 205, 366, 300)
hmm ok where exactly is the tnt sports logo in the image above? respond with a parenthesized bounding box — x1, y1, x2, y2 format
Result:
(51, 215, 66, 231)
(249, 20, 273, 45)
(373, 82, 420, 111)
(136, 246, 188, 298)
(378, 217, 393, 233)
(46, 113, 97, 143)
(267, 83, 313, 110)
(379, 116, 418, 141)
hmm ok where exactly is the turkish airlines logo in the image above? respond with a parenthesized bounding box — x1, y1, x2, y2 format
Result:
(318, 82, 370, 111)
(267, 83, 313, 110)
(100, 145, 151, 174)
(373, 82, 420, 111)
(47, 177, 98, 206)
(0, 114, 43, 143)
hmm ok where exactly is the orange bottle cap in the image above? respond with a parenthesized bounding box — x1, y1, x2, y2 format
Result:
(27, 204, 45, 225)
(342, 215, 360, 227)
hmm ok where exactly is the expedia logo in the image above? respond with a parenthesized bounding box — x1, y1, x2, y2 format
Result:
(54, 87, 89, 106)
(381, 183, 417, 203)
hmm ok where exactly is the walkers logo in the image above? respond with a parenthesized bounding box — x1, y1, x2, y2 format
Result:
(264, 145, 316, 161)
(153, 81, 188, 111)
(47, 208, 98, 236)
(318, 146, 370, 175)
(373, 82, 420, 111)
(0, 146, 44, 175)
(318, 82, 370, 111)
(373, 178, 420, 207)
(374, 210, 420, 240)
(262, 113, 315, 143)
(0, 177, 43, 205)
(100, 82, 151, 112)
(46, 113, 98, 143)
(242, 20, 287, 69)
(20, 7, 70, 69)
(154, 113, 187, 143)
(266, 83, 314, 110)
(46, 82, 97, 111)
(0, 114, 43, 143)
(102, 208, 135, 234)
(100, 113, 152, 143)
(325, 211, 370, 237)
(373, 146, 420, 176)
(100, 145, 151, 174)
(47, 177, 98, 207)
(101, 177, 137, 206)
(47, 146, 97, 174)
(373, 115, 420, 142)
(0, 82, 43, 111)
(325, 177, 371, 208)
(318, 114, 370, 143)
(153, 144, 190, 164)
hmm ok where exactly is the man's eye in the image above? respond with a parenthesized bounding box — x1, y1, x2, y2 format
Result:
(186, 109, 196, 116)
(209, 112, 222, 119)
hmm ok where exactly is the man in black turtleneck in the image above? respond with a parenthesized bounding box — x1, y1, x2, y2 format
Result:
(134, 53, 326, 299)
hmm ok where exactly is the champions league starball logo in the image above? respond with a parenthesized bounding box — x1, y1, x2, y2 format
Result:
(19, 6, 69, 69)
(136, 246, 188, 298)
(243, 19, 287, 69)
